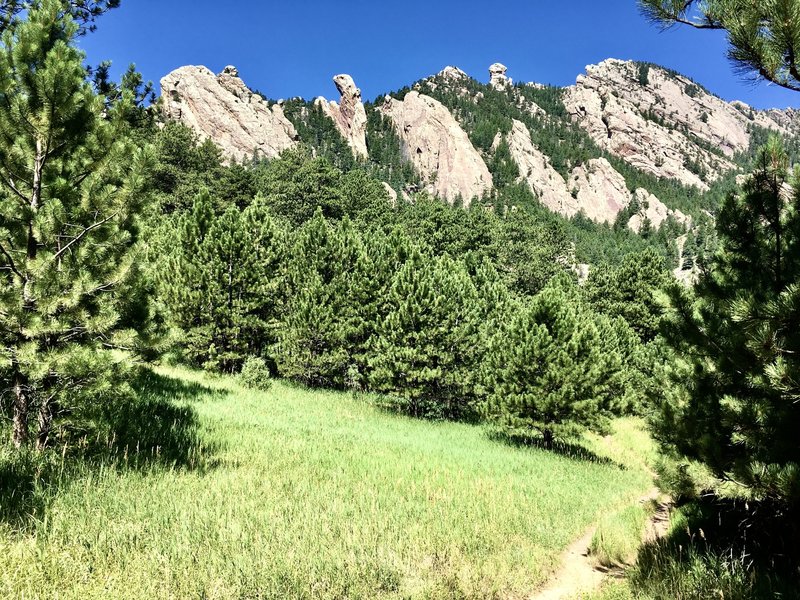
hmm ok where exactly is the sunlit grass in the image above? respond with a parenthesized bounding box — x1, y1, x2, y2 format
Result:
(0, 366, 654, 599)
(589, 502, 653, 568)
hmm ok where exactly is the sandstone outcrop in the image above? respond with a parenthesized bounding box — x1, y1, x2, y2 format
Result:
(379, 91, 493, 204)
(382, 182, 398, 205)
(439, 66, 469, 81)
(489, 63, 511, 90)
(627, 188, 691, 233)
(498, 121, 636, 224)
(315, 74, 368, 159)
(563, 59, 794, 189)
(569, 158, 630, 224)
(161, 65, 298, 162)
(501, 119, 578, 217)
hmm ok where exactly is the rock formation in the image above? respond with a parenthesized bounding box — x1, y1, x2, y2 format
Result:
(489, 63, 511, 90)
(439, 66, 469, 82)
(160, 65, 298, 163)
(500, 120, 578, 217)
(627, 188, 691, 233)
(382, 182, 398, 205)
(379, 91, 493, 204)
(568, 158, 631, 224)
(315, 74, 368, 159)
(499, 121, 639, 224)
(563, 59, 794, 189)
(157, 59, 800, 227)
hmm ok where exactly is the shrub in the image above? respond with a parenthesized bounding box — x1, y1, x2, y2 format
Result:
(239, 357, 272, 391)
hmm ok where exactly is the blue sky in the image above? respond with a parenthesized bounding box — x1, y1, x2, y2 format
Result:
(78, 0, 799, 110)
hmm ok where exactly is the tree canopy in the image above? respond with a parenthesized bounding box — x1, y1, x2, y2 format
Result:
(640, 0, 800, 92)
(0, 0, 120, 35)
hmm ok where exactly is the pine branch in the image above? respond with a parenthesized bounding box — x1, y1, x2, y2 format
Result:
(51, 212, 117, 262)
(0, 240, 22, 278)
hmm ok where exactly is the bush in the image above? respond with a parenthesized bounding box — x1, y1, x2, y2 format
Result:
(239, 357, 272, 391)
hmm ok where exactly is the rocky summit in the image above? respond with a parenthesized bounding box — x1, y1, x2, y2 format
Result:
(158, 59, 800, 225)
(160, 65, 299, 163)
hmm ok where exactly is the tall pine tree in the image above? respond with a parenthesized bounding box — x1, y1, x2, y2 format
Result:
(0, 0, 151, 448)
(369, 251, 482, 419)
(155, 192, 286, 372)
(658, 138, 800, 505)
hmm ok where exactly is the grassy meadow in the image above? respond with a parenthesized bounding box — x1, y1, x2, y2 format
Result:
(0, 366, 655, 599)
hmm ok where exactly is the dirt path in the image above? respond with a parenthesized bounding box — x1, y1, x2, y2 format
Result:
(531, 488, 670, 600)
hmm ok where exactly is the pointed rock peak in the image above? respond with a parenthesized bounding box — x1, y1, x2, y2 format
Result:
(438, 66, 469, 81)
(316, 73, 368, 159)
(332, 74, 362, 101)
(489, 63, 511, 89)
(221, 65, 240, 78)
(378, 91, 493, 204)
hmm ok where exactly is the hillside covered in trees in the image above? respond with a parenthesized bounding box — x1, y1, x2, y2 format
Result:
(2, 1, 800, 599)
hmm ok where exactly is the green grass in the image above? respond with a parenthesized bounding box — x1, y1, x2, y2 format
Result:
(0, 366, 654, 599)
(589, 502, 654, 568)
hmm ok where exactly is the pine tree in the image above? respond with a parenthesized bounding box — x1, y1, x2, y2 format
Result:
(368, 251, 481, 420)
(255, 148, 344, 226)
(584, 247, 670, 343)
(657, 138, 800, 505)
(0, 0, 151, 448)
(155, 192, 285, 372)
(274, 211, 369, 387)
(485, 274, 622, 445)
(0, 0, 120, 35)
(640, 0, 800, 93)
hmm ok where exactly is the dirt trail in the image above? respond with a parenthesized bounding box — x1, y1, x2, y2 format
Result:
(531, 488, 670, 600)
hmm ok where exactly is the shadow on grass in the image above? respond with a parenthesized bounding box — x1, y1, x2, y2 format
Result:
(486, 428, 624, 468)
(629, 495, 800, 599)
(0, 367, 225, 532)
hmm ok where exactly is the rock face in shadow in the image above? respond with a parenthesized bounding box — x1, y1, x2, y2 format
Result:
(378, 91, 493, 204)
(160, 65, 298, 162)
(563, 59, 793, 190)
(315, 74, 368, 159)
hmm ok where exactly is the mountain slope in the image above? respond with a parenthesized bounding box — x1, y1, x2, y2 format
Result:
(158, 59, 798, 232)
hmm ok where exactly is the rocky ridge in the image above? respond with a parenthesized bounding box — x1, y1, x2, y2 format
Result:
(498, 120, 642, 224)
(562, 59, 795, 189)
(315, 74, 368, 159)
(378, 91, 493, 204)
(158, 59, 798, 228)
(498, 119, 578, 217)
(160, 65, 298, 163)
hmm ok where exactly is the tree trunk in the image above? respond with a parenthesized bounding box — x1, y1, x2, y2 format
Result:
(36, 396, 54, 451)
(542, 428, 554, 449)
(12, 369, 29, 448)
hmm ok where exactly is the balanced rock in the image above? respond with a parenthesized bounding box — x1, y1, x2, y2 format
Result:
(161, 65, 298, 163)
(379, 91, 493, 204)
(489, 63, 511, 90)
(315, 74, 368, 159)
